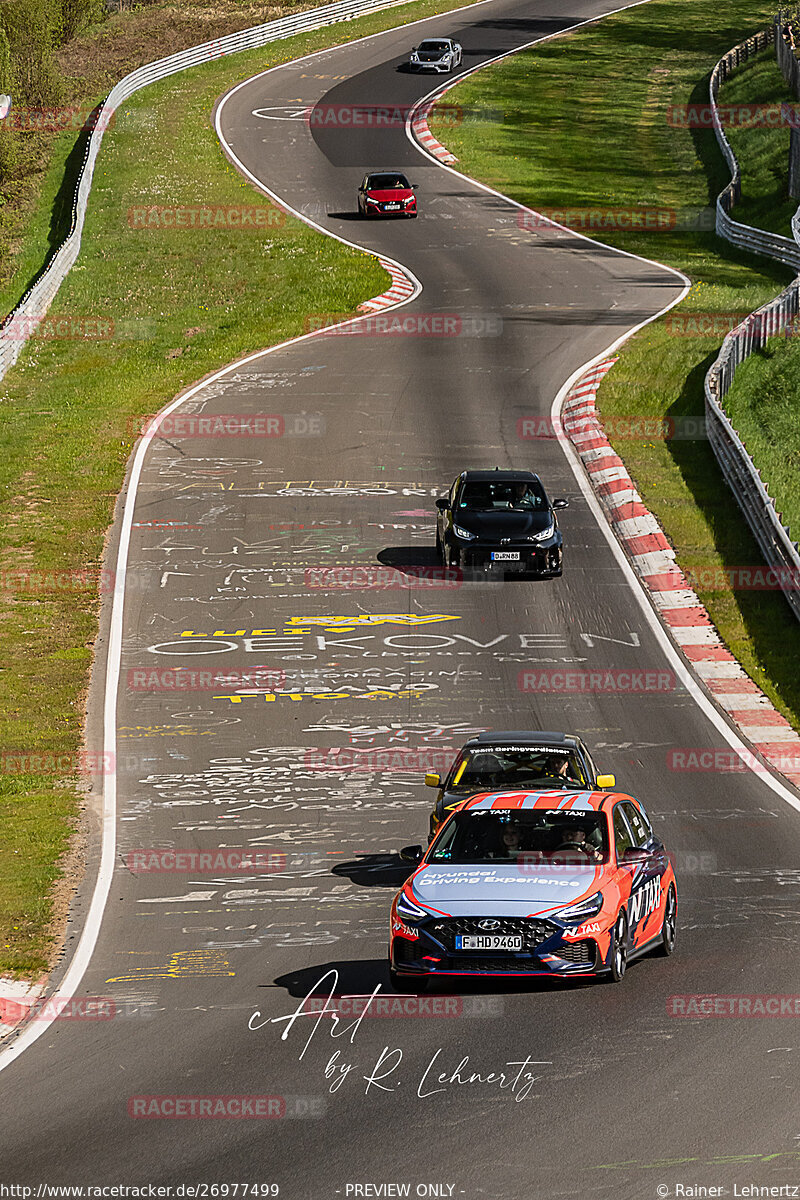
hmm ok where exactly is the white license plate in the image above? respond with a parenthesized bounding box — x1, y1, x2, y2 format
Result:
(455, 935, 523, 951)
(491, 551, 520, 561)
(384, 202, 401, 210)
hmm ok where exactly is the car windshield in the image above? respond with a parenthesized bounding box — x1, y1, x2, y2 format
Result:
(419, 41, 448, 50)
(429, 809, 609, 864)
(459, 480, 548, 511)
(447, 745, 587, 791)
(367, 174, 409, 190)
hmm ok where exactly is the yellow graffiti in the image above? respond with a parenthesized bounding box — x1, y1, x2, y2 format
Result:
(106, 950, 235, 983)
(214, 688, 430, 703)
(118, 725, 212, 738)
(180, 614, 460, 637)
(285, 615, 460, 628)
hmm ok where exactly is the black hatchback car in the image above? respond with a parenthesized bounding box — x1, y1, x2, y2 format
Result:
(435, 469, 568, 576)
(424, 730, 616, 841)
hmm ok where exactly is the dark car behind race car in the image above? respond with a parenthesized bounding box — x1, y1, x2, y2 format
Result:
(424, 731, 616, 840)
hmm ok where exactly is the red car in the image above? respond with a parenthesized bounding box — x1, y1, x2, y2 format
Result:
(358, 171, 417, 218)
(389, 788, 678, 989)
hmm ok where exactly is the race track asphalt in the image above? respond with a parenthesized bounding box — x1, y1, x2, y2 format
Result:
(3, 1, 800, 1195)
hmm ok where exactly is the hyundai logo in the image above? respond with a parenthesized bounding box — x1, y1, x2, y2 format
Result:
(478, 918, 500, 931)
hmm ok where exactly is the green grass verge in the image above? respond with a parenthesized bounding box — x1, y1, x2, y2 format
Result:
(433, 0, 800, 733)
(721, 335, 800, 541)
(0, 0, 483, 977)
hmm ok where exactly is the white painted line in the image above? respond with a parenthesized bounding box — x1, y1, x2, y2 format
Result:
(605, 489, 643, 509)
(630, 549, 678, 574)
(694, 660, 746, 680)
(715, 693, 774, 710)
(614, 514, 663, 539)
(743, 727, 800, 742)
(650, 589, 703, 610)
(668, 626, 720, 646)
(581, 447, 621, 466)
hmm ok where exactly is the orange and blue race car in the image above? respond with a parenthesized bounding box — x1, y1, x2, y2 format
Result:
(389, 788, 677, 989)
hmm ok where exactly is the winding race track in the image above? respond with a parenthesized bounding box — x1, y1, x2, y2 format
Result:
(3, 0, 800, 1194)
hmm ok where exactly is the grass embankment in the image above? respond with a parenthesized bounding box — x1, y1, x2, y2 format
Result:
(432, 0, 800, 736)
(0, 0, 476, 977)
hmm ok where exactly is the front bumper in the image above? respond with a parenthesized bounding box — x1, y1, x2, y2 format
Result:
(411, 60, 451, 71)
(449, 537, 562, 576)
(364, 201, 416, 216)
(391, 915, 603, 978)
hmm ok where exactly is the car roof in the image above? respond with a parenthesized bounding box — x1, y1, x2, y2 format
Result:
(458, 469, 542, 483)
(461, 790, 632, 813)
(467, 731, 580, 749)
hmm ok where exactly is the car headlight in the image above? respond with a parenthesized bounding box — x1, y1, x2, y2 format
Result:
(403, 196, 415, 205)
(528, 520, 555, 542)
(453, 524, 476, 540)
(395, 889, 428, 921)
(556, 891, 604, 925)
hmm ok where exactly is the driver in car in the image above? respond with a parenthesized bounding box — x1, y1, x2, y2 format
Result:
(541, 754, 572, 782)
(508, 482, 536, 509)
(554, 825, 602, 863)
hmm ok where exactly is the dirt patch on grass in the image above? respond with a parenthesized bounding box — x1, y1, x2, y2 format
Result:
(58, 1, 319, 100)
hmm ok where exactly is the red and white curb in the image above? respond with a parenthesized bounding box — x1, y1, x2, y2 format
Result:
(358, 256, 417, 312)
(410, 98, 458, 164)
(562, 357, 800, 790)
(0, 977, 46, 1041)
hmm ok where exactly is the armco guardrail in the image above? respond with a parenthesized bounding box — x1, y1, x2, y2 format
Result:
(0, 0, 418, 379)
(711, 29, 800, 270)
(704, 29, 800, 621)
(775, 11, 800, 97)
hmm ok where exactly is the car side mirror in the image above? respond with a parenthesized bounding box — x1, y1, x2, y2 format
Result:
(596, 773, 616, 788)
(411, 184, 418, 190)
(621, 846, 649, 865)
(435, 497, 449, 510)
(400, 844, 423, 864)
(552, 498, 569, 509)
(424, 772, 441, 788)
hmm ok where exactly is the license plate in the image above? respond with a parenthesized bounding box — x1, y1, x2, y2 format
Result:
(384, 202, 401, 210)
(491, 551, 520, 561)
(455, 935, 523, 951)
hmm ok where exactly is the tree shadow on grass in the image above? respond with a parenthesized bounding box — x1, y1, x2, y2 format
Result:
(8, 104, 101, 312)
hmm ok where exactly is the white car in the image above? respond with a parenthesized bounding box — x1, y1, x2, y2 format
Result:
(409, 37, 463, 73)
